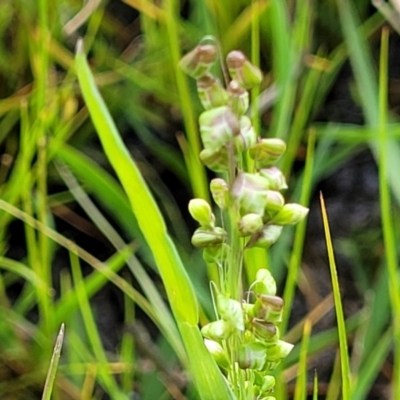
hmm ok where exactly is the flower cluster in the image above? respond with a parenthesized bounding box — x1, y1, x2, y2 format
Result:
(202, 269, 293, 399)
(181, 43, 308, 255)
(180, 42, 308, 399)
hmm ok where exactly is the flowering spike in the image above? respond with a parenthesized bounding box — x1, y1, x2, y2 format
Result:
(226, 51, 263, 89)
(178, 44, 217, 79)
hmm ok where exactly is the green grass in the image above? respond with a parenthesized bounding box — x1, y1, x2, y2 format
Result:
(0, 0, 399, 398)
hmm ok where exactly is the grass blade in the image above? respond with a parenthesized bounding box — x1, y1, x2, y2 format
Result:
(294, 319, 312, 400)
(41, 323, 65, 400)
(320, 194, 351, 399)
(377, 27, 400, 398)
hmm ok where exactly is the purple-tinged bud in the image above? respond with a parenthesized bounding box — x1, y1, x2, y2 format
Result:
(227, 80, 249, 116)
(249, 138, 287, 166)
(188, 198, 215, 228)
(201, 319, 234, 341)
(179, 44, 217, 79)
(210, 178, 230, 209)
(238, 342, 267, 370)
(204, 339, 230, 369)
(202, 243, 230, 263)
(191, 227, 227, 248)
(226, 51, 263, 89)
(271, 203, 309, 225)
(234, 116, 257, 153)
(253, 269, 277, 296)
(266, 340, 294, 362)
(231, 173, 269, 216)
(217, 293, 244, 331)
(251, 319, 278, 344)
(197, 74, 229, 110)
(253, 294, 284, 323)
(199, 148, 229, 172)
(265, 191, 285, 215)
(199, 106, 240, 154)
(246, 225, 283, 249)
(259, 167, 288, 191)
(238, 213, 263, 237)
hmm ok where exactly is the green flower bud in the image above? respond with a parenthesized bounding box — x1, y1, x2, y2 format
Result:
(259, 167, 288, 191)
(199, 106, 240, 154)
(260, 375, 276, 398)
(238, 213, 263, 236)
(202, 243, 230, 263)
(204, 339, 230, 369)
(234, 116, 257, 153)
(197, 74, 229, 110)
(249, 138, 287, 166)
(179, 44, 217, 79)
(264, 191, 285, 216)
(271, 203, 309, 225)
(188, 198, 215, 228)
(226, 51, 263, 89)
(210, 178, 230, 209)
(227, 80, 249, 116)
(232, 173, 269, 216)
(254, 373, 275, 393)
(246, 225, 283, 249)
(199, 147, 229, 172)
(266, 340, 294, 362)
(238, 342, 267, 370)
(251, 319, 278, 344)
(191, 227, 227, 247)
(253, 295, 284, 323)
(254, 269, 277, 296)
(217, 293, 244, 331)
(201, 319, 234, 341)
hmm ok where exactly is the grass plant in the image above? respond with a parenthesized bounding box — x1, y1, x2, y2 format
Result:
(0, 0, 399, 399)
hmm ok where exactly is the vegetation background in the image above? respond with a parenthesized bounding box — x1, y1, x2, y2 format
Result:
(0, 0, 399, 399)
